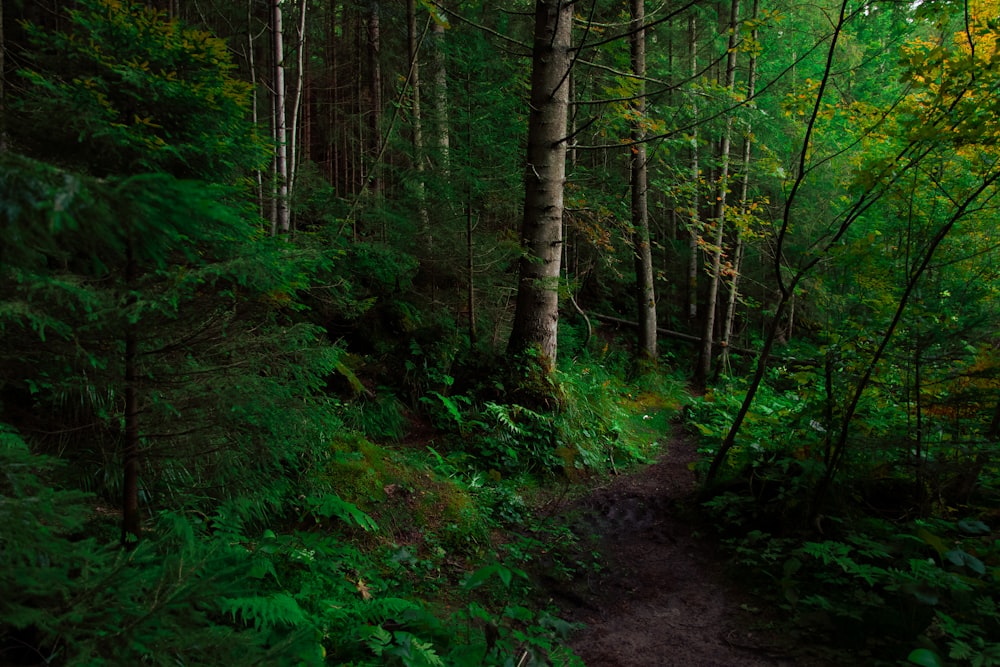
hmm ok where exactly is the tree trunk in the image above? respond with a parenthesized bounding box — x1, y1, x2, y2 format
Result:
(631, 0, 657, 363)
(271, 0, 289, 235)
(287, 0, 308, 214)
(246, 0, 264, 218)
(696, 0, 740, 389)
(686, 14, 700, 325)
(367, 0, 382, 199)
(430, 19, 450, 173)
(122, 238, 141, 547)
(407, 0, 430, 242)
(720, 0, 759, 372)
(507, 0, 572, 369)
(0, 0, 6, 152)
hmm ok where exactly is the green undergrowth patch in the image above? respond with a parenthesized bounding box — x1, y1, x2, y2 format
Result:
(705, 512, 1000, 666)
(320, 433, 491, 556)
(691, 368, 1000, 666)
(417, 352, 688, 481)
(1, 424, 587, 666)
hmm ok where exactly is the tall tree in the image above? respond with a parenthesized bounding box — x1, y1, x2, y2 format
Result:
(287, 0, 308, 205)
(686, 14, 701, 325)
(271, 0, 289, 235)
(0, 0, 5, 152)
(695, 0, 740, 389)
(407, 0, 430, 240)
(367, 0, 383, 198)
(430, 17, 450, 173)
(720, 0, 759, 372)
(631, 0, 657, 363)
(508, 0, 573, 370)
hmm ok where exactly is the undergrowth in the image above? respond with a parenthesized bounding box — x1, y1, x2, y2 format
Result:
(2, 340, 686, 666)
(690, 362, 1000, 667)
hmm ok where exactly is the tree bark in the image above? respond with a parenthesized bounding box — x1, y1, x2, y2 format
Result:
(0, 0, 6, 152)
(507, 0, 572, 369)
(122, 238, 140, 547)
(287, 0, 308, 212)
(246, 1, 264, 218)
(631, 0, 657, 363)
(720, 0, 759, 372)
(367, 0, 382, 199)
(695, 0, 740, 389)
(686, 14, 700, 324)
(271, 0, 289, 235)
(430, 19, 450, 173)
(407, 0, 430, 243)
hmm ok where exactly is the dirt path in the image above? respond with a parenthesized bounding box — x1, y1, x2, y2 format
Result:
(538, 431, 831, 666)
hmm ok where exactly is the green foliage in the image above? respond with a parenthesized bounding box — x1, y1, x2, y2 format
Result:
(12, 0, 264, 179)
(0, 432, 323, 665)
(712, 512, 1000, 664)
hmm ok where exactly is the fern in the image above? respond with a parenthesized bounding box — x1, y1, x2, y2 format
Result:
(221, 592, 307, 631)
(485, 401, 527, 436)
(303, 493, 379, 532)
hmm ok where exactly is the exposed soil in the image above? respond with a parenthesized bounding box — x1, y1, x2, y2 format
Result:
(535, 430, 836, 667)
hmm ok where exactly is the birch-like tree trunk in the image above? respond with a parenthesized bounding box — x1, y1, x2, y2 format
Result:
(407, 0, 429, 240)
(271, 0, 289, 235)
(430, 19, 450, 173)
(246, 0, 264, 217)
(507, 0, 572, 369)
(686, 15, 700, 324)
(631, 0, 656, 362)
(695, 0, 740, 388)
(367, 0, 382, 199)
(287, 0, 307, 204)
(720, 0, 759, 372)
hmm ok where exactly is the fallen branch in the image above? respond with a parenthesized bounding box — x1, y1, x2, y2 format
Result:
(587, 312, 769, 359)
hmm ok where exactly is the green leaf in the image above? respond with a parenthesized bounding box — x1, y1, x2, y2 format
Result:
(957, 519, 990, 535)
(907, 648, 944, 667)
(305, 494, 379, 532)
(944, 549, 986, 575)
(462, 563, 526, 591)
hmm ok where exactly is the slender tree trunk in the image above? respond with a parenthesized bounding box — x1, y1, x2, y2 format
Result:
(720, 234, 744, 368)
(287, 0, 308, 217)
(407, 0, 430, 242)
(913, 344, 924, 489)
(465, 67, 476, 344)
(431, 19, 450, 173)
(271, 0, 290, 235)
(0, 0, 6, 152)
(631, 0, 656, 362)
(686, 15, 700, 325)
(367, 0, 382, 198)
(508, 0, 572, 369)
(707, 0, 852, 483)
(720, 0, 759, 372)
(466, 202, 477, 345)
(328, 8, 340, 191)
(122, 239, 140, 547)
(247, 1, 264, 218)
(695, 0, 740, 389)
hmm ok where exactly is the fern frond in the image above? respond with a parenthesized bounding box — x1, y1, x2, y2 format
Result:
(221, 592, 307, 631)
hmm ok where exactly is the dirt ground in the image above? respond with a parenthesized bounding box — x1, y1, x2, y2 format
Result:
(536, 431, 837, 667)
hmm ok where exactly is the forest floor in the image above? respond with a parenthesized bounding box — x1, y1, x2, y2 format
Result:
(533, 429, 838, 667)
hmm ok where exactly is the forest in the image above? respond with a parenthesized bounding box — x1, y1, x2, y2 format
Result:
(1, 0, 999, 665)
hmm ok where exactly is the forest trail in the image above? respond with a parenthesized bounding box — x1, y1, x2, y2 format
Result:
(539, 431, 833, 667)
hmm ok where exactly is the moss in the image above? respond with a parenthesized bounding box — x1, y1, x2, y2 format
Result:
(322, 435, 488, 555)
